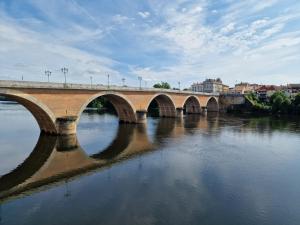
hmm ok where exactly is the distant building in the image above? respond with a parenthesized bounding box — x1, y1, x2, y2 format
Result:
(256, 85, 279, 101)
(285, 84, 300, 97)
(231, 82, 260, 94)
(191, 82, 204, 92)
(222, 84, 230, 93)
(191, 78, 228, 93)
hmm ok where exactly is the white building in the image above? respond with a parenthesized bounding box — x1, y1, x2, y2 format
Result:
(191, 82, 204, 92)
(191, 78, 226, 93)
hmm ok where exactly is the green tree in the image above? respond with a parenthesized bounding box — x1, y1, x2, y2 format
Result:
(270, 91, 284, 104)
(270, 91, 291, 114)
(153, 82, 171, 89)
(292, 93, 300, 114)
(294, 93, 300, 105)
(246, 92, 259, 102)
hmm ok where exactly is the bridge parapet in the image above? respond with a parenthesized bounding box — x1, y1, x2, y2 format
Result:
(0, 80, 219, 96)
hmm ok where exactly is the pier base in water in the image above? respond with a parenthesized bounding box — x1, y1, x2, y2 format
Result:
(56, 116, 77, 135)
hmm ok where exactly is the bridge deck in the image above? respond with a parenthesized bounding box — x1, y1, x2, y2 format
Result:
(0, 80, 219, 96)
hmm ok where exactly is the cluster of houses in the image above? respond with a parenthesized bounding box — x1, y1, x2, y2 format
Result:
(190, 79, 300, 102)
(231, 83, 300, 101)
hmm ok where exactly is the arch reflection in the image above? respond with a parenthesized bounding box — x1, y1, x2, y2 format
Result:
(0, 114, 230, 202)
(0, 113, 229, 202)
(91, 124, 135, 160)
(0, 134, 57, 195)
(0, 117, 178, 202)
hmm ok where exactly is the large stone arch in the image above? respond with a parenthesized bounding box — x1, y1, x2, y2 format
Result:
(0, 89, 57, 134)
(147, 94, 176, 117)
(206, 97, 219, 112)
(183, 96, 201, 114)
(78, 92, 137, 123)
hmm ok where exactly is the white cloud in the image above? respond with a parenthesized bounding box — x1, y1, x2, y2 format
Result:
(132, 0, 300, 87)
(1, 0, 300, 88)
(190, 6, 203, 14)
(0, 14, 122, 84)
(138, 11, 150, 19)
(112, 14, 130, 24)
(253, 0, 278, 12)
(220, 22, 235, 34)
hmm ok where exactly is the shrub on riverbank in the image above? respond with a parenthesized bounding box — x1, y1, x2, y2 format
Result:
(245, 92, 300, 115)
(245, 93, 271, 114)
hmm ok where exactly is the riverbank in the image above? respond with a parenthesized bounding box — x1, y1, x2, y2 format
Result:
(225, 92, 300, 116)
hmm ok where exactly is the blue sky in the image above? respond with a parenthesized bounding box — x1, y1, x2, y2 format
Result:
(0, 0, 299, 88)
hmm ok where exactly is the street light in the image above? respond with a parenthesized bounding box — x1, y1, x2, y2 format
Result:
(90, 76, 93, 88)
(178, 81, 181, 90)
(61, 67, 68, 85)
(107, 74, 110, 88)
(122, 78, 126, 87)
(138, 76, 142, 89)
(45, 70, 51, 82)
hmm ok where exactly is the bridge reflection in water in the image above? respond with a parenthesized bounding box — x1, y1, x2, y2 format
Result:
(0, 115, 219, 203)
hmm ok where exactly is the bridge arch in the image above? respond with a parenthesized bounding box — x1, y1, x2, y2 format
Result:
(0, 89, 57, 134)
(78, 92, 137, 123)
(183, 96, 201, 114)
(147, 94, 176, 117)
(206, 97, 219, 112)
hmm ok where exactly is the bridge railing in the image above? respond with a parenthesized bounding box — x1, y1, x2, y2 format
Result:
(0, 80, 219, 96)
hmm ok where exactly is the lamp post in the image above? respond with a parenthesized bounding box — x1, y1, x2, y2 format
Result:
(107, 74, 110, 88)
(178, 81, 181, 90)
(138, 76, 142, 90)
(45, 70, 51, 82)
(122, 78, 125, 87)
(90, 76, 93, 88)
(61, 67, 68, 85)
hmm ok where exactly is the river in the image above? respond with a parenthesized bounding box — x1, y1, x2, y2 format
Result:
(0, 102, 300, 225)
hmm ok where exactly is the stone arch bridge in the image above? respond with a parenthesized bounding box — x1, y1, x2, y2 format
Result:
(0, 80, 219, 135)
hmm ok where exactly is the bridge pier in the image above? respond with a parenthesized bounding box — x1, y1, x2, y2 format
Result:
(201, 107, 207, 115)
(56, 116, 77, 135)
(57, 134, 78, 151)
(176, 107, 184, 118)
(136, 110, 147, 123)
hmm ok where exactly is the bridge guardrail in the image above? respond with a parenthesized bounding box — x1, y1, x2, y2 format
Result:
(0, 80, 219, 96)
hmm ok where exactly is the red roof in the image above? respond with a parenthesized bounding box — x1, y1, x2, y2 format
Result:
(256, 85, 279, 92)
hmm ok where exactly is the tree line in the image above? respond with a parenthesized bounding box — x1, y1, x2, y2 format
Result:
(246, 91, 300, 115)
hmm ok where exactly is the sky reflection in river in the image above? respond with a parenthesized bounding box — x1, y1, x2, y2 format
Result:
(0, 103, 300, 225)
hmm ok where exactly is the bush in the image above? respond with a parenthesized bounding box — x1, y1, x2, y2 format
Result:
(293, 93, 300, 106)
(245, 93, 270, 113)
(270, 91, 291, 114)
(153, 82, 171, 89)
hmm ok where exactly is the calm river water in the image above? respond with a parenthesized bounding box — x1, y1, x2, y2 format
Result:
(1, 102, 300, 225)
